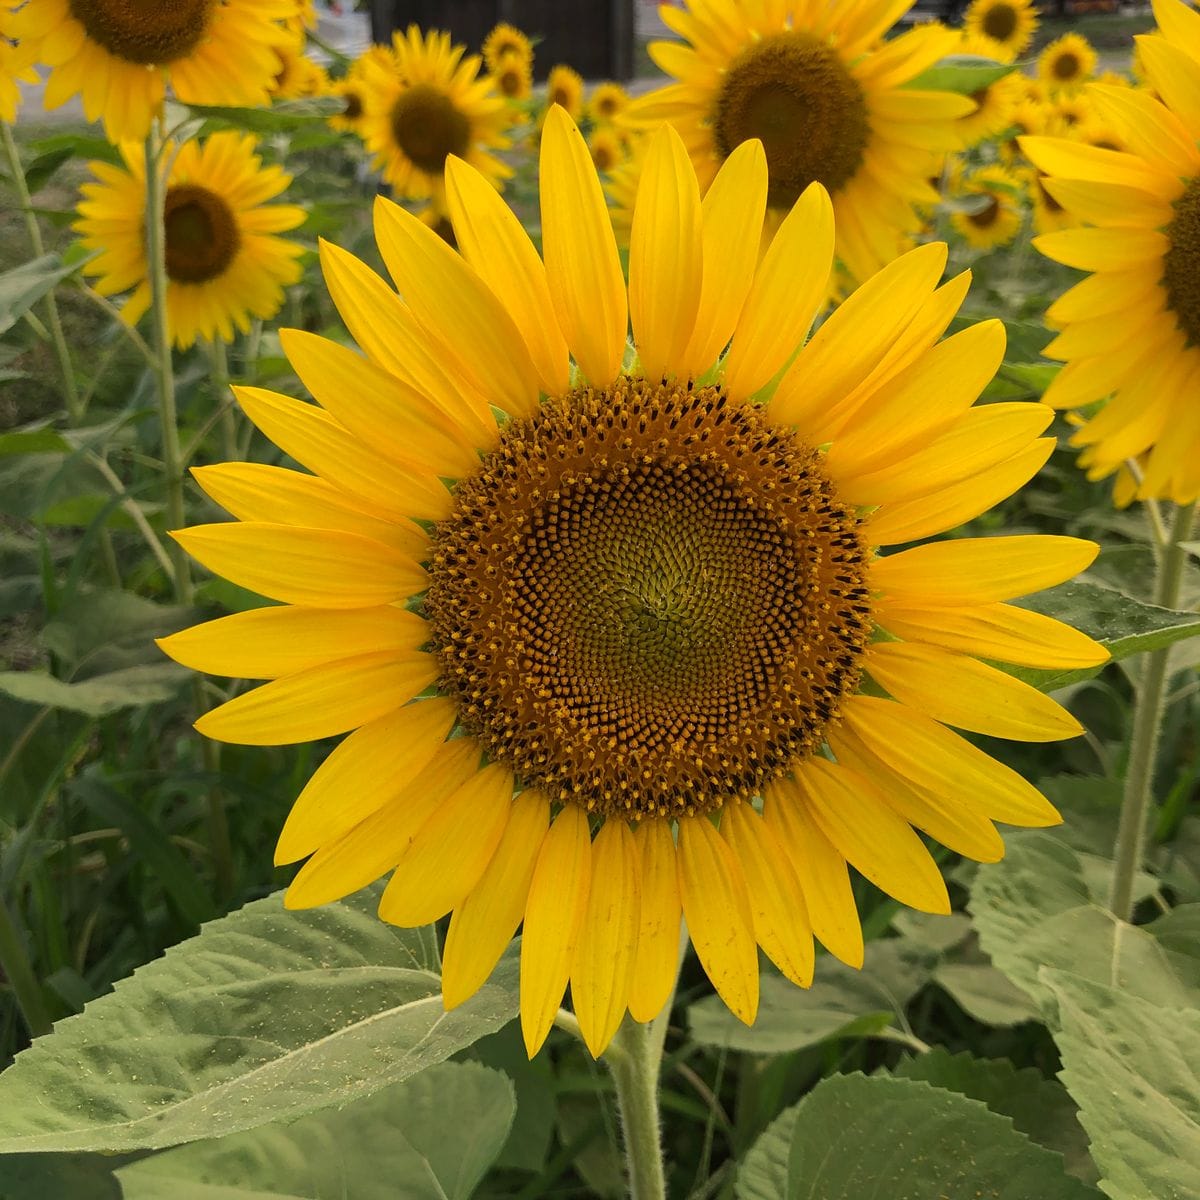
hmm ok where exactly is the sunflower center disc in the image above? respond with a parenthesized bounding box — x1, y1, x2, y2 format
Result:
(982, 3, 1019, 41)
(497, 66, 524, 98)
(343, 90, 363, 120)
(713, 31, 869, 208)
(427, 379, 873, 819)
(163, 184, 240, 284)
(1053, 52, 1080, 81)
(969, 197, 1001, 228)
(1163, 177, 1200, 348)
(68, 0, 212, 66)
(390, 83, 471, 173)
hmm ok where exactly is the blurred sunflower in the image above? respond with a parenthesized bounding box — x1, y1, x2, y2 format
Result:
(1024, 0, 1200, 502)
(589, 80, 629, 125)
(491, 51, 532, 102)
(1, 1, 36, 123)
(963, 0, 1038, 61)
(1038, 33, 1097, 91)
(956, 34, 1024, 146)
(359, 25, 512, 201)
(625, 0, 972, 282)
(76, 131, 305, 349)
(14, 0, 297, 141)
(329, 77, 368, 134)
(546, 63, 584, 119)
(482, 21, 532, 72)
(589, 126, 625, 173)
(271, 34, 327, 100)
(999, 95, 1047, 165)
(950, 165, 1024, 249)
(161, 110, 1103, 1059)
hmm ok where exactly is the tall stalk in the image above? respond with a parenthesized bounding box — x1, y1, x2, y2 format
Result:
(1109, 500, 1198, 920)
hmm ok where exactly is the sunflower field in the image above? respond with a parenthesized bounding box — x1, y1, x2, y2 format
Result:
(1, 0, 1199, 1196)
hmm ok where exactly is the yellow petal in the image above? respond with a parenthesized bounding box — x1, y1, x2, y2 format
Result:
(275, 697, 458, 864)
(444, 155, 569, 397)
(794, 757, 950, 915)
(629, 124, 703, 381)
(521, 804, 592, 1057)
(442, 789, 550, 1010)
(172, 523, 427, 609)
(378, 762, 515, 926)
(842, 695, 1062, 827)
(279, 328, 482, 477)
(867, 642, 1084, 742)
(871, 535, 1099, 605)
(628, 818, 682, 1023)
(722, 800, 814, 988)
(764, 779, 863, 968)
(570, 819, 641, 1058)
(284, 737, 481, 908)
(540, 106, 627, 386)
(373, 195, 540, 419)
(1136, 34, 1200, 136)
(194, 649, 438, 745)
(876, 601, 1109, 670)
(681, 140, 768, 378)
(158, 605, 427, 679)
(233, 385, 452, 523)
(677, 814, 758, 1024)
(722, 182, 834, 402)
(1033, 227, 1169, 274)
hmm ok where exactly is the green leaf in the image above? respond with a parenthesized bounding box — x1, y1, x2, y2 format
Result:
(689, 939, 928, 1053)
(0, 1154, 121, 1200)
(895, 1049, 1093, 1181)
(187, 98, 340, 134)
(0, 664, 190, 716)
(784, 1074, 1102, 1199)
(114, 1062, 515, 1200)
(0, 429, 72, 456)
(0, 886, 519, 1152)
(909, 55, 1016, 94)
(0, 255, 89, 336)
(466, 1026, 555, 1172)
(969, 832, 1197, 1009)
(1043, 970, 1200, 1200)
(736, 1105, 797, 1200)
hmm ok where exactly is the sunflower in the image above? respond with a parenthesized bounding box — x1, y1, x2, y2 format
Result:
(75, 132, 305, 350)
(963, 0, 1039, 61)
(1, 1, 37, 124)
(950, 165, 1024, 249)
(546, 64, 584, 120)
(589, 127, 626, 174)
(359, 25, 512, 202)
(1024, 0, 1200, 502)
(999, 95, 1047, 165)
(491, 51, 532, 102)
(271, 34, 327, 100)
(160, 110, 1103, 1059)
(13, 0, 298, 142)
(624, 1, 972, 282)
(329, 77, 368, 134)
(955, 34, 1025, 147)
(589, 80, 630, 126)
(1038, 33, 1097, 92)
(482, 22, 532, 72)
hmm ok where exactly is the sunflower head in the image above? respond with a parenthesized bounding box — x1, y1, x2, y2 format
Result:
(963, 0, 1039, 61)
(588, 126, 625, 173)
(949, 164, 1025, 250)
(482, 21, 532, 72)
(589, 80, 629, 125)
(491, 50, 532, 101)
(546, 63, 584, 118)
(1038, 33, 1098, 91)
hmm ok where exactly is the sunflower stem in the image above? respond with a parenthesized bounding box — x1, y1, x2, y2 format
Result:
(1109, 499, 1197, 921)
(1, 119, 82, 425)
(144, 130, 234, 901)
(207, 338, 238, 462)
(608, 1017, 669, 1200)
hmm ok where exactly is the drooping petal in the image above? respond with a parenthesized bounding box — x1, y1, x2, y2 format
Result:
(628, 818, 683, 1023)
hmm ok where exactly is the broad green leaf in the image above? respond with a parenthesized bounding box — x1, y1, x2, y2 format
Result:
(0, 887, 519, 1152)
(895, 1049, 1093, 1181)
(466, 1026, 555, 1173)
(910, 55, 1016, 94)
(736, 1105, 797, 1200)
(0, 429, 72, 456)
(0, 1153, 121, 1200)
(1043, 970, 1200, 1200)
(689, 939, 927, 1053)
(932, 961, 1040, 1027)
(969, 832, 1197, 1009)
(0, 664, 190, 717)
(115, 1063, 515, 1200)
(41, 589, 195, 675)
(785, 1074, 1102, 1199)
(187, 99, 340, 134)
(0, 255, 87, 336)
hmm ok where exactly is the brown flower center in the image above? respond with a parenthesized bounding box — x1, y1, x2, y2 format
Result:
(713, 30, 869, 209)
(426, 379, 872, 819)
(969, 196, 1001, 228)
(982, 2, 1019, 42)
(390, 84, 471, 174)
(163, 184, 240, 284)
(1052, 51, 1081, 81)
(1163, 176, 1200, 348)
(342, 90, 363, 120)
(68, 0, 212, 66)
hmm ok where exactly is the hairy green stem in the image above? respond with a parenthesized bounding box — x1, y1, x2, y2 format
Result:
(2, 119, 82, 423)
(607, 1017, 669, 1200)
(0, 895, 52, 1039)
(1110, 500, 1198, 920)
(208, 338, 238, 462)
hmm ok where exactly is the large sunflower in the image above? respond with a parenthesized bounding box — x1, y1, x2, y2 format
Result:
(75, 132, 305, 350)
(161, 110, 1104, 1060)
(963, 0, 1039, 62)
(14, 0, 297, 142)
(1023, 0, 1200, 502)
(359, 25, 512, 201)
(624, 0, 972, 282)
